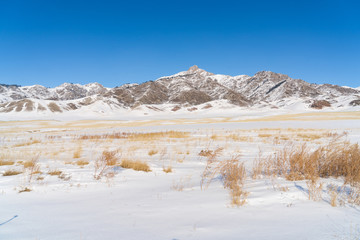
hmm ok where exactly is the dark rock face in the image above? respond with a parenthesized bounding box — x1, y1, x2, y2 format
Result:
(171, 90, 212, 105)
(56, 83, 88, 100)
(310, 100, 331, 109)
(349, 100, 360, 106)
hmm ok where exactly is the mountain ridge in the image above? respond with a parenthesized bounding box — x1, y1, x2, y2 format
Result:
(1, 66, 359, 115)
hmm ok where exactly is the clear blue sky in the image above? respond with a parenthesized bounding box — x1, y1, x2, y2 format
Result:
(0, 0, 359, 88)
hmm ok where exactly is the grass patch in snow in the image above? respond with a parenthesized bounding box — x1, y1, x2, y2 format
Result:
(3, 169, 23, 176)
(120, 159, 151, 172)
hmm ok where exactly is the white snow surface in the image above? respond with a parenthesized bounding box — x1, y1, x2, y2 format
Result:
(0, 115, 360, 239)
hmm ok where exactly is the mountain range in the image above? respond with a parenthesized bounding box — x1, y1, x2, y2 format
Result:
(1, 65, 359, 115)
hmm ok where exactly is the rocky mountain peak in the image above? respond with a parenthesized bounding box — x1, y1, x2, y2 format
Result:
(185, 65, 213, 77)
(187, 65, 200, 73)
(253, 71, 290, 81)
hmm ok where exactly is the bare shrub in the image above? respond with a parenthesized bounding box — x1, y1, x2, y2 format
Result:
(24, 155, 41, 183)
(306, 177, 323, 201)
(200, 147, 224, 189)
(94, 150, 120, 180)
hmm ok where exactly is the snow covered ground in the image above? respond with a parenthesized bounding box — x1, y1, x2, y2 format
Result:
(1, 112, 360, 240)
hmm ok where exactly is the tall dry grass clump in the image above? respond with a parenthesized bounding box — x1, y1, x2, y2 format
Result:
(252, 149, 264, 179)
(73, 146, 82, 159)
(220, 159, 248, 206)
(200, 149, 248, 206)
(259, 141, 360, 185)
(254, 139, 360, 202)
(200, 147, 224, 189)
(94, 150, 120, 180)
(24, 155, 41, 183)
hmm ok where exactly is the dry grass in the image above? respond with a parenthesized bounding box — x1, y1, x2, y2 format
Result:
(257, 140, 360, 186)
(13, 139, 41, 147)
(347, 187, 360, 206)
(252, 150, 264, 179)
(0, 160, 15, 166)
(171, 180, 184, 191)
(79, 132, 128, 140)
(220, 158, 248, 206)
(48, 170, 62, 176)
(148, 149, 158, 156)
(3, 169, 23, 176)
(24, 155, 41, 183)
(94, 150, 119, 179)
(296, 133, 322, 141)
(163, 166, 172, 173)
(200, 149, 248, 206)
(76, 160, 89, 166)
(19, 187, 32, 193)
(329, 189, 339, 207)
(120, 159, 151, 172)
(210, 134, 219, 140)
(73, 147, 82, 159)
(198, 147, 223, 160)
(227, 134, 253, 142)
(306, 177, 323, 201)
(258, 133, 272, 138)
(129, 131, 189, 141)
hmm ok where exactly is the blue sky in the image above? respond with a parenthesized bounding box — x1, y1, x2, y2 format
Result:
(0, 0, 359, 88)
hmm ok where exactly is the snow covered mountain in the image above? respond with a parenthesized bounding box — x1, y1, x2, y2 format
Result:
(0, 66, 359, 115)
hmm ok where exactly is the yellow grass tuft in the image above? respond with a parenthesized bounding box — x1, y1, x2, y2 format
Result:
(120, 159, 151, 172)
(3, 169, 22, 176)
(148, 149, 158, 156)
(19, 187, 32, 193)
(76, 160, 89, 166)
(48, 170, 62, 176)
(163, 166, 172, 173)
(73, 147, 82, 159)
(0, 160, 15, 166)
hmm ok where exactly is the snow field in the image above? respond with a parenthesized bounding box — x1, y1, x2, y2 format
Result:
(0, 119, 360, 239)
